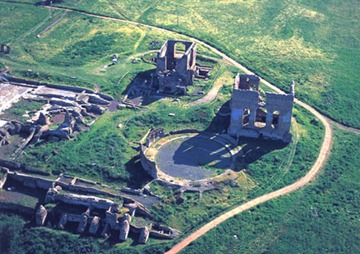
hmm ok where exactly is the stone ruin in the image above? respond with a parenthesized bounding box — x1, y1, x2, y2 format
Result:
(123, 39, 213, 106)
(39, 187, 178, 242)
(228, 74, 295, 142)
(154, 40, 197, 94)
(0, 121, 22, 147)
(145, 128, 165, 147)
(0, 166, 179, 244)
(0, 82, 112, 156)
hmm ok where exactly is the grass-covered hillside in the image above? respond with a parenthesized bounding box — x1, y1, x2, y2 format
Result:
(1, 0, 359, 126)
(44, 0, 360, 128)
(183, 128, 360, 254)
(0, 1, 218, 98)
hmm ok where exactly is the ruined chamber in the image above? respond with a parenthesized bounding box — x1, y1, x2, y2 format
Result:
(228, 74, 295, 143)
(154, 40, 197, 94)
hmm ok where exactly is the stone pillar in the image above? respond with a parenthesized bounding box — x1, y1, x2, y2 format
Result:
(266, 111, 273, 128)
(279, 110, 292, 133)
(248, 108, 256, 127)
(237, 108, 244, 126)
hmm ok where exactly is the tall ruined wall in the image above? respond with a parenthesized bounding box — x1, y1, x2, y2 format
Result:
(155, 40, 197, 89)
(0, 167, 8, 188)
(8, 172, 54, 190)
(140, 128, 168, 179)
(228, 90, 259, 137)
(264, 92, 294, 141)
(234, 74, 260, 90)
(3, 170, 131, 201)
(45, 190, 117, 210)
(228, 74, 295, 142)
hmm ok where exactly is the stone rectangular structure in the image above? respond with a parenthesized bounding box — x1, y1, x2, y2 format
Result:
(155, 40, 197, 93)
(228, 74, 294, 142)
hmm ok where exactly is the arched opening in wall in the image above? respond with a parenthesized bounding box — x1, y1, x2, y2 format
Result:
(272, 111, 280, 128)
(0, 44, 10, 54)
(189, 49, 195, 67)
(255, 108, 267, 128)
(174, 42, 186, 58)
(242, 108, 250, 126)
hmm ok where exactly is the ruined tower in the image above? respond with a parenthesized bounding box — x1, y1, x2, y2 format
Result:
(155, 40, 197, 93)
(228, 74, 294, 142)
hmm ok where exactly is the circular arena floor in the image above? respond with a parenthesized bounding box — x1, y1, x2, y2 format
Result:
(155, 135, 232, 180)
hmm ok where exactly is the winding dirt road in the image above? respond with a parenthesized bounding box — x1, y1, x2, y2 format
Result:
(22, 4, 336, 253)
(166, 100, 332, 254)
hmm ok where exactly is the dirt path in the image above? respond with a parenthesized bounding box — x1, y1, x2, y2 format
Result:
(39, 4, 360, 135)
(327, 118, 360, 135)
(189, 81, 223, 106)
(166, 99, 332, 254)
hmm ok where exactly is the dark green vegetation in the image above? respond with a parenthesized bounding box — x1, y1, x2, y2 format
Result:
(1, 99, 43, 123)
(183, 129, 360, 254)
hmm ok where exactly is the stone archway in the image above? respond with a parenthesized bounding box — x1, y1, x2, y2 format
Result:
(0, 44, 10, 54)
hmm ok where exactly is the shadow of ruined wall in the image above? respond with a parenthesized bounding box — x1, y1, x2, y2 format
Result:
(140, 128, 167, 178)
(0, 202, 34, 215)
(140, 128, 201, 179)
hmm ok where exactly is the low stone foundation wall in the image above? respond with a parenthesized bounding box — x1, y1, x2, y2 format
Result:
(0, 202, 34, 216)
(8, 172, 54, 190)
(140, 145, 158, 178)
(6, 76, 114, 101)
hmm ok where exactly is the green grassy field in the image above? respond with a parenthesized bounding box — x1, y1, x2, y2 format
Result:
(0, 1, 220, 98)
(147, 104, 323, 233)
(0, 0, 359, 253)
(1, 128, 357, 254)
(182, 128, 360, 254)
(46, 0, 360, 128)
(3, 1, 359, 127)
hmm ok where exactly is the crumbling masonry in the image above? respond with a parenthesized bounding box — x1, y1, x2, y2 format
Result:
(155, 40, 197, 93)
(228, 74, 294, 142)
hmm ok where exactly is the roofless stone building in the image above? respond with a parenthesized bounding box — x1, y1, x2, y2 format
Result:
(228, 74, 295, 142)
(155, 39, 197, 93)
